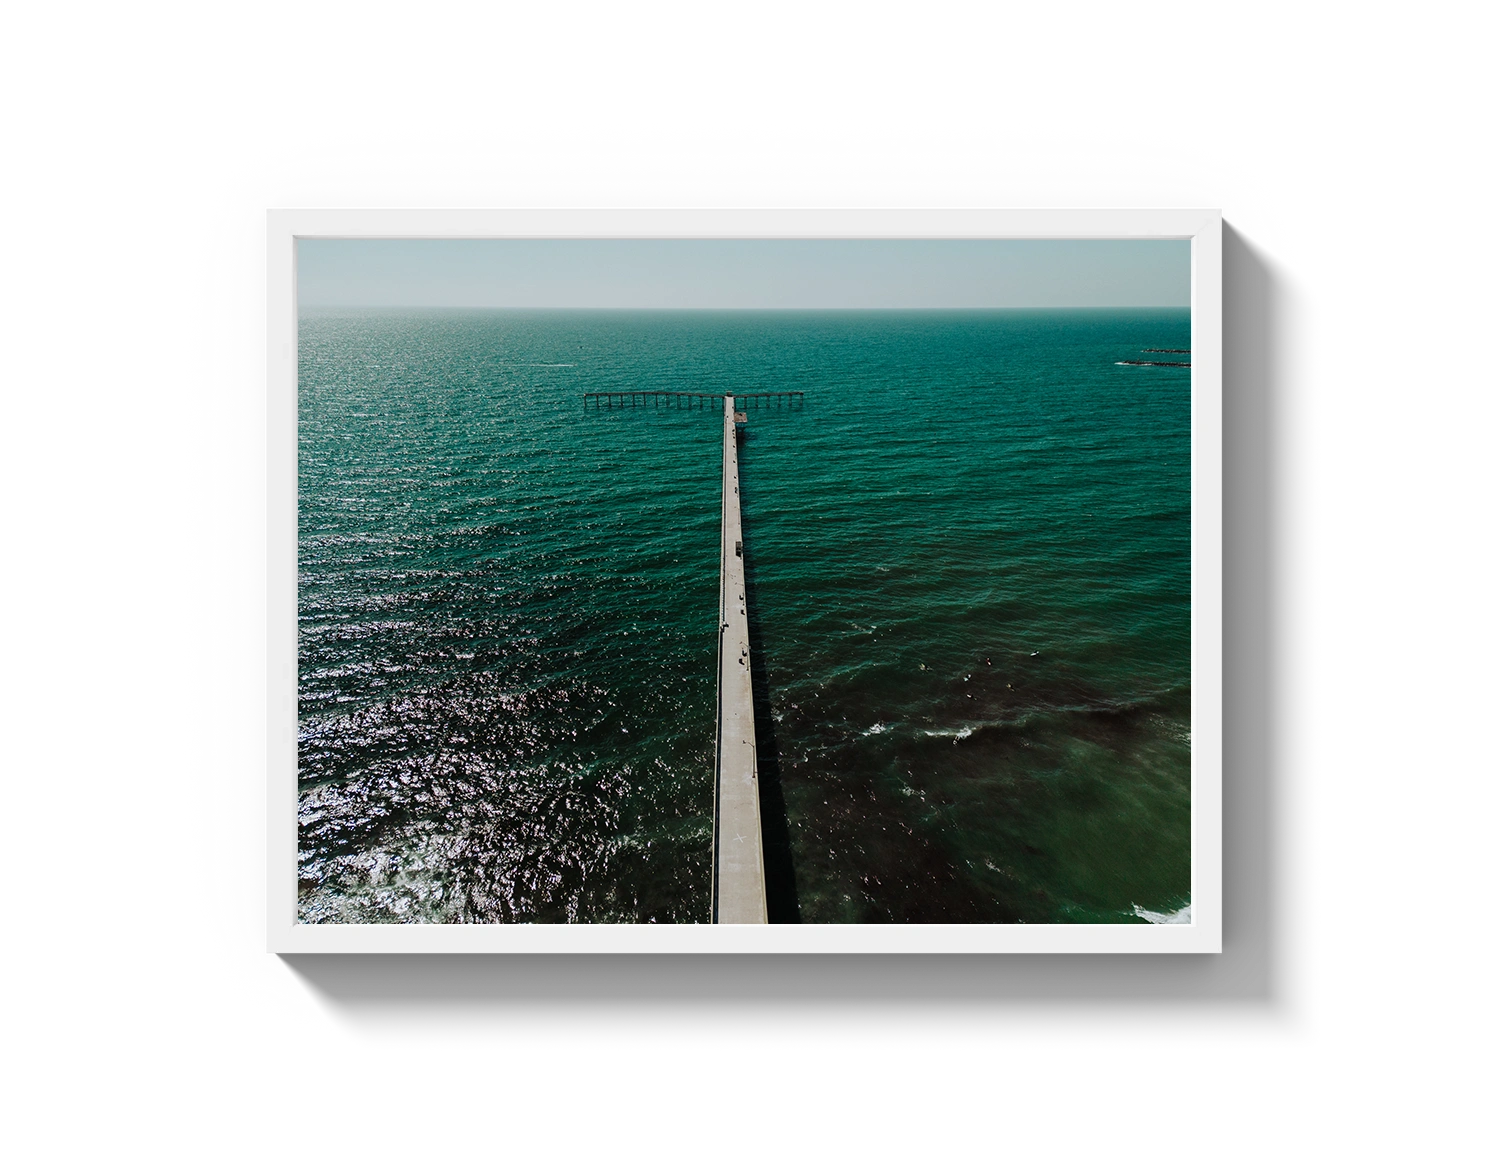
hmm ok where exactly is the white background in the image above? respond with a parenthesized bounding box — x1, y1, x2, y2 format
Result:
(2, 2, 1494, 1165)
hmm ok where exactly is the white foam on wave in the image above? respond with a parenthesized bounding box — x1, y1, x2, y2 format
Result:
(1133, 903, 1192, 924)
(862, 722, 888, 737)
(1149, 713, 1192, 747)
(922, 725, 973, 740)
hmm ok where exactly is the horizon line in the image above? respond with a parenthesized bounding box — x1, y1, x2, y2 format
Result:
(297, 303, 1191, 312)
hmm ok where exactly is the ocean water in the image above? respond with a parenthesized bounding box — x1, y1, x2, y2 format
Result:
(297, 309, 1191, 924)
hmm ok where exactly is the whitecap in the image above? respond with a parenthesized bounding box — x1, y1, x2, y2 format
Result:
(1133, 903, 1192, 924)
(921, 726, 973, 740)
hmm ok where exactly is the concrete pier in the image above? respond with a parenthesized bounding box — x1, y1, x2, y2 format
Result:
(582, 390, 803, 408)
(711, 394, 768, 924)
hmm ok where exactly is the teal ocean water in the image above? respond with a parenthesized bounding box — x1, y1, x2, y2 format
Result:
(298, 309, 1191, 923)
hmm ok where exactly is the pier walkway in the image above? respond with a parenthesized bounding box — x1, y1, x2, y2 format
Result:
(711, 394, 767, 923)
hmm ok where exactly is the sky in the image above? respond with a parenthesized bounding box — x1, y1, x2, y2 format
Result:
(296, 238, 1189, 310)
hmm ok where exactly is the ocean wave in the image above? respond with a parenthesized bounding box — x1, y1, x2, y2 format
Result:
(1133, 902, 1191, 924)
(1149, 713, 1191, 746)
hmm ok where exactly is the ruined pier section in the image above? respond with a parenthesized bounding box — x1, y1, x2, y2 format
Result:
(711, 394, 767, 924)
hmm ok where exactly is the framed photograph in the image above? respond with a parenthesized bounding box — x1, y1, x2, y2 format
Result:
(267, 209, 1222, 953)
